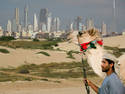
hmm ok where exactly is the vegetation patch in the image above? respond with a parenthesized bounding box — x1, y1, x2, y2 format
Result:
(0, 36, 15, 41)
(66, 50, 80, 59)
(0, 48, 9, 53)
(0, 61, 97, 82)
(0, 72, 37, 82)
(33, 38, 40, 42)
(104, 46, 125, 58)
(37, 51, 50, 56)
(0, 40, 60, 50)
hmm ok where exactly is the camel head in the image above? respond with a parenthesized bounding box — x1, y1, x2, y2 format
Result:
(67, 28, 102, 45)
(77, 28, 102, 44)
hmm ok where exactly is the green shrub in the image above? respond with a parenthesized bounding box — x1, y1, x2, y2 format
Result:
(0, 36, 15, 41)
(104, 46, 123, 57)
(33, 38, 39, 42)
(66, 51, 75, 59)
(0, 49, 9, 53)
(24, 77, 33, 81)
(18, 68, 30, 74)
(37, 51, 50, 56)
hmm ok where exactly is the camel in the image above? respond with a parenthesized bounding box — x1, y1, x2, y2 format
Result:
(67, 28, 125, 81)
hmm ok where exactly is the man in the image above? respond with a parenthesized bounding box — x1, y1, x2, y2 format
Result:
(85, 54, 125, 94)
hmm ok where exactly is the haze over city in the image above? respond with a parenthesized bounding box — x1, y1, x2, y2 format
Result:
(0, 0, 125, 32)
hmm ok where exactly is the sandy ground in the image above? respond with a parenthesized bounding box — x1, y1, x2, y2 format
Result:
(0, 35, 125, 94)
(103, 35, 125, 48)
(0, 35, 125, 68)
(0, 78, 102, 94)
(0, 46, 81, 68)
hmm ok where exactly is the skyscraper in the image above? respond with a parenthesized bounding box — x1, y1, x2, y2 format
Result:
(101, 22, 107, 36)
(12, 19, 17, 32)
(56, 17, 60, 32)
(112, 0, 116, 33)
(51, 17, 60, 32)
(39, 8, 48, 30)
(76, 16, 82, 31)
(7, 20, 12, 32)
(86, 18, 94, 30)
(24, 5, 28, 29)
(47, 13, 52, 32)
(15, 8, 19, 25)
(33, 13, 38, 32)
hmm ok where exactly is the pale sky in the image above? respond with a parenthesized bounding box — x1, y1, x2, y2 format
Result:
(0, 0, 125, 32)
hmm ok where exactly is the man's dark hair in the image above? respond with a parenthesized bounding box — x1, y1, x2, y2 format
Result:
(105, 59, 115, 72)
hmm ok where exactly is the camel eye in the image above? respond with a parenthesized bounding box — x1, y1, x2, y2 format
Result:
(78, 32, 83, 36)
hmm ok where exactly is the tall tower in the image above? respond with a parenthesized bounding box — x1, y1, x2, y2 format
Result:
(39, 8, 48, 30)
(101, 22, 107, 36)
(24, 5, 28, 29)
(7, 20, 12, 32)
(56, 17, 60, 32)
(33, 13, 38, 32)
(52, 17, 60, 32)
(112, 0, 116, 33)
(76, 16, 82, 31)
(47, 13, 52, 32)
(86, 18, 94, 30)
(15, 8, 19, 25)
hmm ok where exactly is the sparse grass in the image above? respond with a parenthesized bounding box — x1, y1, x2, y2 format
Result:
(104, 46, 125, 58)
(0, 61, 96, 82)
(66, 51, 75, 59)
(66, 50, 80, 59)
(0, 40, 59, 50)
(33, 38, 40, 42)
(0, 48, 10, 53)
(0, 36, 15, 41)
(37, 51, 50, 56)
(0, 72, 37, 82)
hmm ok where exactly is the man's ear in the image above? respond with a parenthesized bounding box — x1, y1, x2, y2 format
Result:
(110, 63, 114, 68)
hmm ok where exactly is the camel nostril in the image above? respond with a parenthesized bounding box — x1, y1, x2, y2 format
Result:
(78, 32, 83, 36)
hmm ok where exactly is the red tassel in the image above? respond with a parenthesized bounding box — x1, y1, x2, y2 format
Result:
(97, 40, 103, 45)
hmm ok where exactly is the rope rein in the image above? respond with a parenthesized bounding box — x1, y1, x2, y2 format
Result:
(79, 44, 90, 94)
(79, 39, 103, 94)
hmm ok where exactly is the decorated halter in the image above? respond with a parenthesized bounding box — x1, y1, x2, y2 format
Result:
(80, 40, 103, 52)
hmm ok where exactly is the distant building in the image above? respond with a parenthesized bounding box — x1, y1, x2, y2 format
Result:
(47, 13, 52, 32)
(33, 13, 38, 32)
(36, 32, 49, 39)
(0, 26, 3, 36)
(12, 19, 17, 32)
(3, 31, 11, 37)
(24, 5, 28, 29)
(101, 22, 107, 36)
(27, 24, 33, 32)
(76, 16, 82, 31)
(51, 17, 60, 32)
(7, 20, 12, 32)
(86, 18, 94, 30)
(39, 8, 48, 31)
(15, 8, 19, 25)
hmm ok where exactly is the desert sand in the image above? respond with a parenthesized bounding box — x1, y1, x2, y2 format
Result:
(0, 78, 102, 94)
(0, 35, 125, 94)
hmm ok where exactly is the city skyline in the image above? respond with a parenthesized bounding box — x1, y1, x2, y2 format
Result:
(0, 0, 125, 32)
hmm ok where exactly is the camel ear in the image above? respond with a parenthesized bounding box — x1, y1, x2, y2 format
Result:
(88, 28, 97, 36)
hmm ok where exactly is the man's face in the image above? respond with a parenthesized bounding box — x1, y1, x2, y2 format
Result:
(101, 59, 110, 72)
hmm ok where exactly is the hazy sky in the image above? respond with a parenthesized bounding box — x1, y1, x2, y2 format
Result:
(0, 0, 125, 32)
